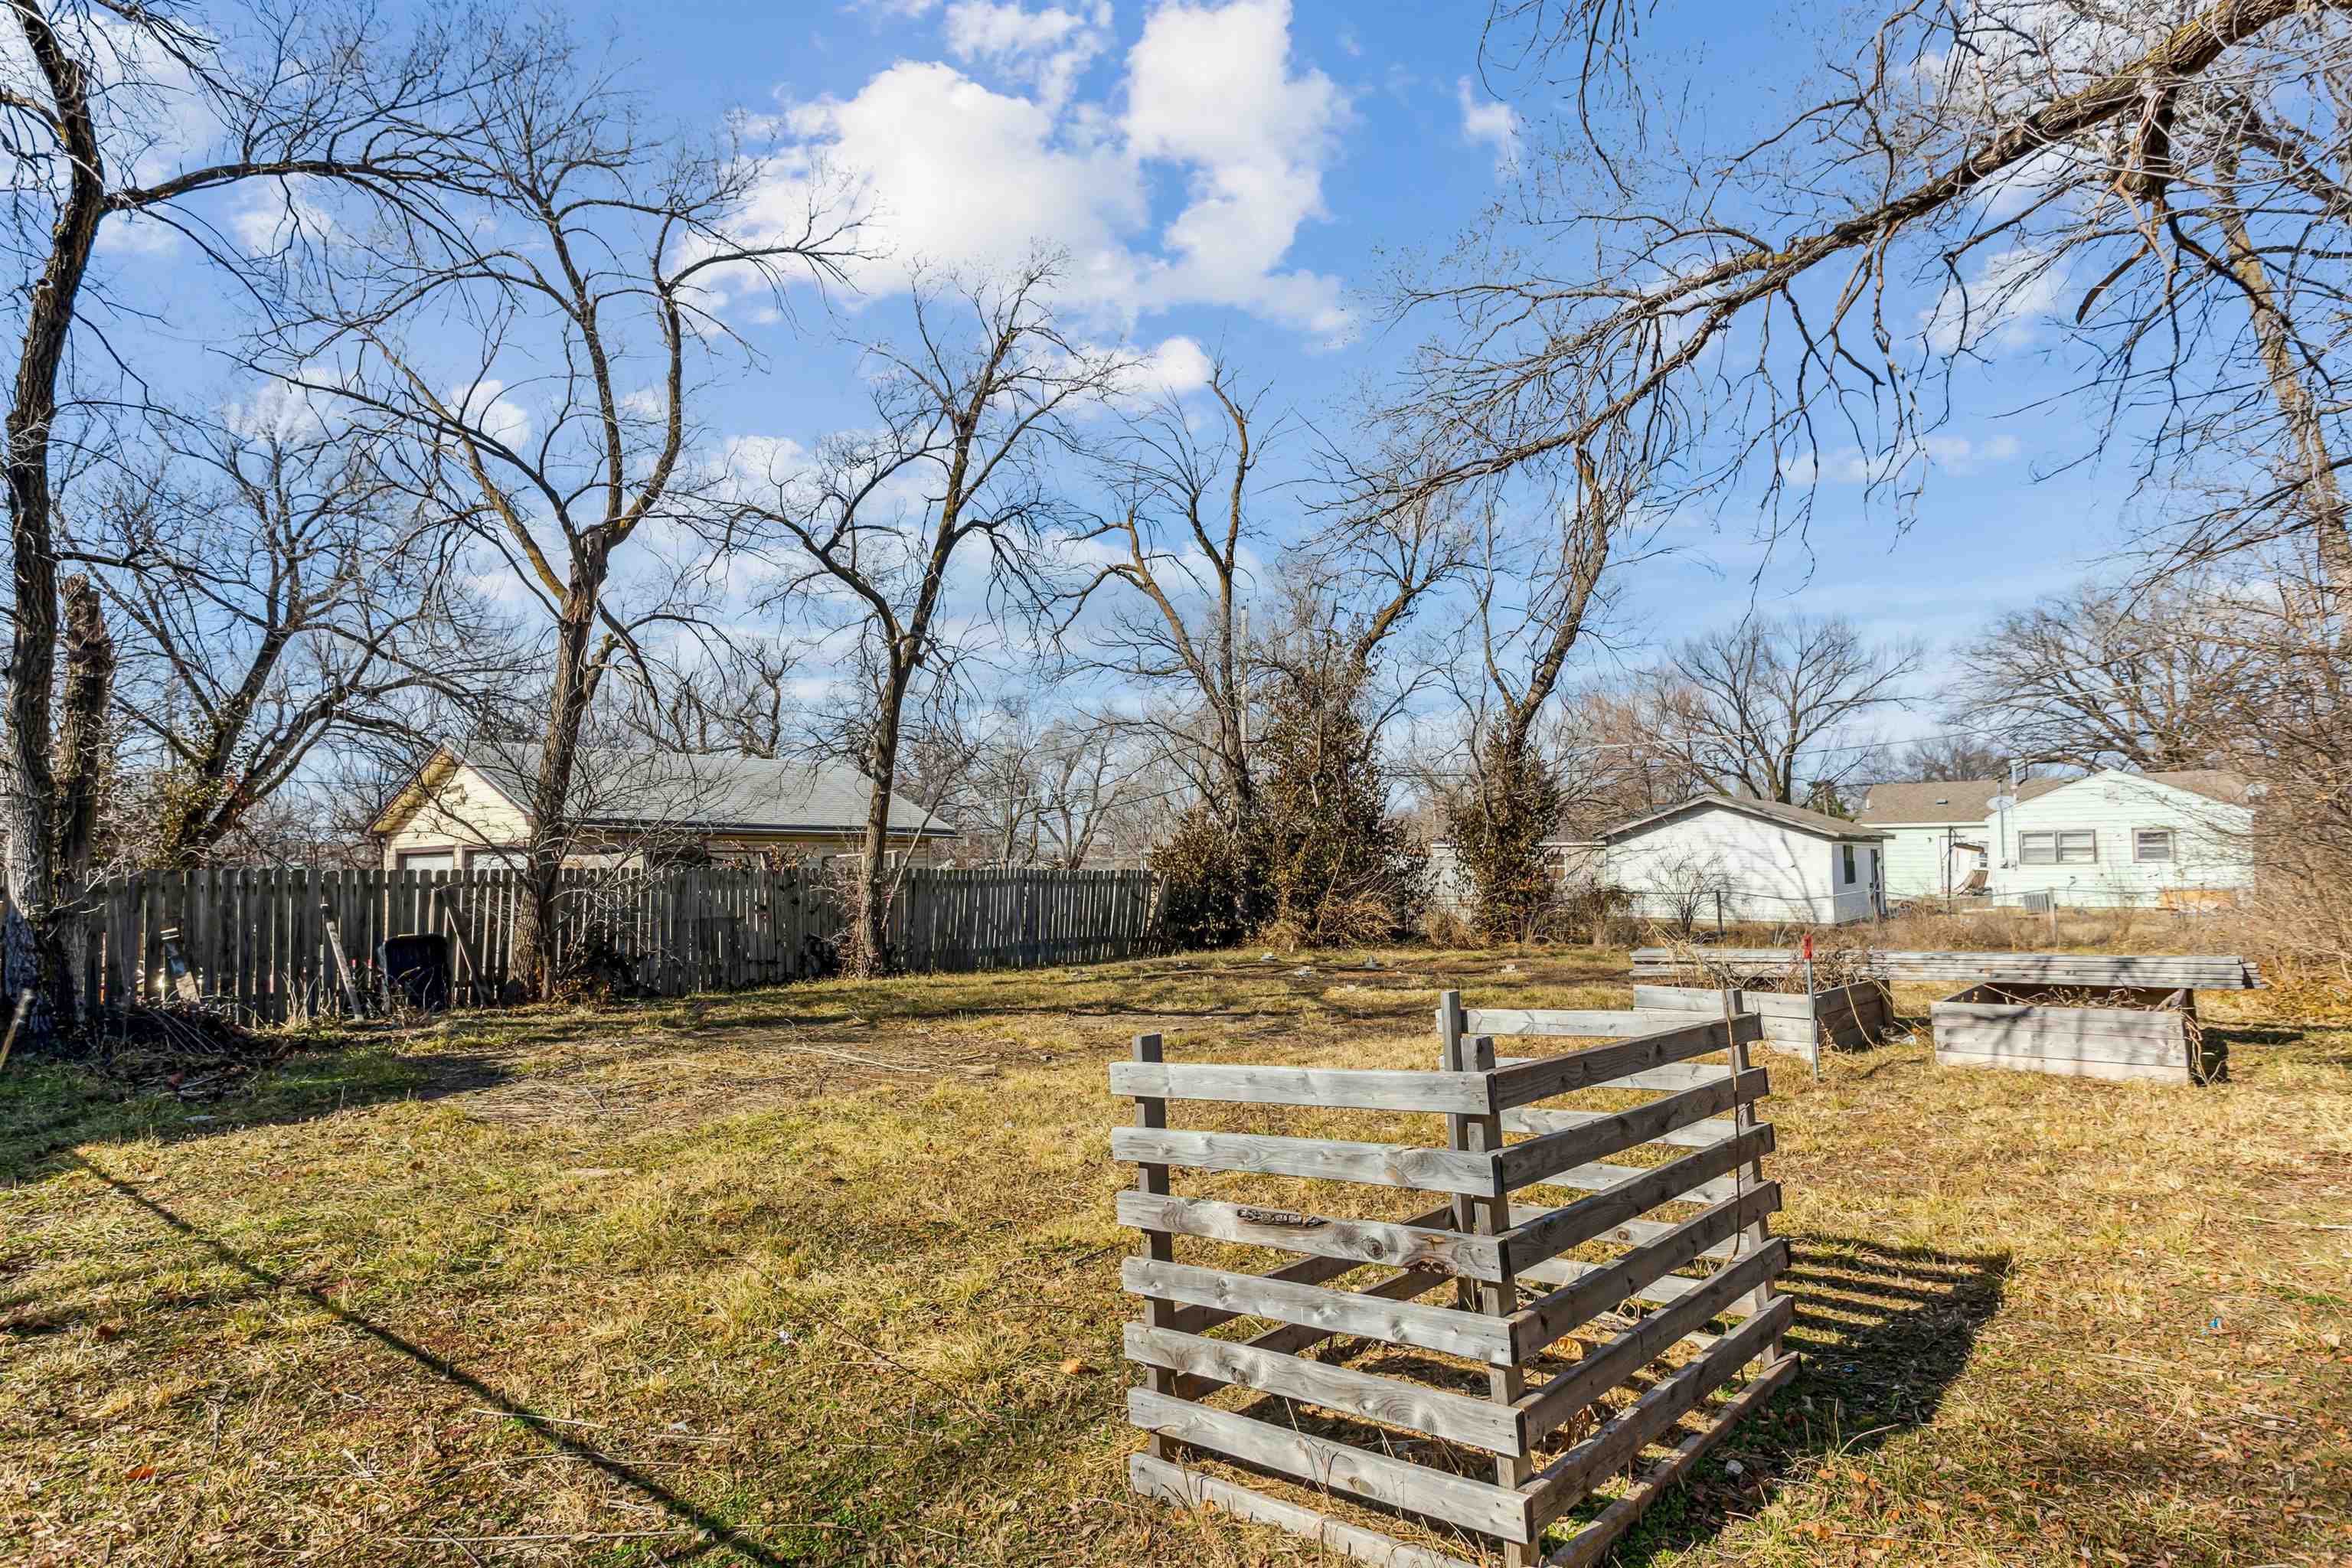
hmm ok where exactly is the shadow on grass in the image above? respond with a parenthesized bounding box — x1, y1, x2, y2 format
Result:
(64, 1152, 786, 1566)
(1602, 1234, 2010, 1565)
(0, 1044, 513, 1180)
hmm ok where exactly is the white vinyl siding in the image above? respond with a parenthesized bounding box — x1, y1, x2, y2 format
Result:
(1986, 771, 2252, 906)
(1601, 805, 1881, 924)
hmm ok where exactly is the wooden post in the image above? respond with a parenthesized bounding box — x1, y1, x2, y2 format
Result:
(1723, 986, 1780, 1347)
(1802, 947, 1822, 1083)
(321, 900, 364, 1018)
(1442, 1018, 1532, 1568)
(1129, 1031, 1179, 1461)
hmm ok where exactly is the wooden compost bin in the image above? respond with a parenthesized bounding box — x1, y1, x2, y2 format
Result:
(1931, 981, 2223, 1084)
(1632, 982, 1889, 1055)
(1115, 995, 1795, 1567)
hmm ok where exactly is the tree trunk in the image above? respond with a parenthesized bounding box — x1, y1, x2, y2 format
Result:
(853, 662, 913, 978)
(2213, 151, 2352, 595)
(510, 570, 604, 996)
(2, 5, 107, 1040)
(54, 575, 113, 891)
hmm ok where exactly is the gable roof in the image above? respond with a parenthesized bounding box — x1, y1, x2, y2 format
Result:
(371, 743, 958, 839)
(1599, 792, 1888, 843)
(1857, 778, 2004, 825)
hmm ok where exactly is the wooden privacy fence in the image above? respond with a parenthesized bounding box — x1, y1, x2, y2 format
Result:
(1115, 991, 1795, 1568)
(74, 864, 1161, 1021)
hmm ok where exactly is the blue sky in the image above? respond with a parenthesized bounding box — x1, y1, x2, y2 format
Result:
(90, 0, 2148, 738)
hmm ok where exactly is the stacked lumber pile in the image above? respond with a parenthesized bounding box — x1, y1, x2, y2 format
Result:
(1631, 947, 2260, 991)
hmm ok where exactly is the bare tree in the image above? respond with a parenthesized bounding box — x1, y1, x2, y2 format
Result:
(734, 260, 1122, 974)
(0, 0, 519, 1030)
(1890, 733, 2011, 783)
(1946, 577, 2256, 771)
(1658, 614, 1924, 805)
(1383, 2, 2352, 591)
(67, 409, 520, 867)
(263, 29, 858, 993)
(1062, 360, 1276, 841)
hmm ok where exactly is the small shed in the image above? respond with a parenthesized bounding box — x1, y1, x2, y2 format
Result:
(1599, 795, 1889, 926)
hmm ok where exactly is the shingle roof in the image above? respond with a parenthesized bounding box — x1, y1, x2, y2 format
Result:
(2024, 768, 2254, 808)
(1861, 768, 2256, 822)
(1857, 779, 2004, 824)
(409, 743, 956, 837)
(1600, 793, 1888, 842)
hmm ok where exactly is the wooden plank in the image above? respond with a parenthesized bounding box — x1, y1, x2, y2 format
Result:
(1493, 1070, 1766, 1191)
(1541, 1349, 1801, 1568)
(1932, 1050, 2193, 1083)
(1463, 1008, 1695, 1037)
(1168, 1202, 1457, 1336)
(1112, 1126, 1500, 1197)
(1514, 1240, 1786, 1447)
(1108, 1060, 1492, 1114)
(1125, 1325, 1521, 1454)
(1488, 1015, 1757, 1111)
(1128, 1455, 1481, 1568)
(1127, 1389, 1532, 1544)
(1524, 1298, 1795, 1531)
(1118, 1192, 1506, 1282)
(1932, 1025, 2190, 1066)
(1494, 1127, 1773, 1279)
(1122, 1256, 1515, 1363)
(1500, 1106, 1735, 1153)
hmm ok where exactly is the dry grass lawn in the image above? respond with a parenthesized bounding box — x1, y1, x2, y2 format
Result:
(2, 947, 2348, 1566)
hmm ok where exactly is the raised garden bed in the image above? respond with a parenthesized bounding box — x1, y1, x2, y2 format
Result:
(1633, 981, 1890, 1055)
(1931, 981, 2223, 1085)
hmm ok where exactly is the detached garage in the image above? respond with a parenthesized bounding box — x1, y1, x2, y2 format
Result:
(1599, 794, 1889, 926)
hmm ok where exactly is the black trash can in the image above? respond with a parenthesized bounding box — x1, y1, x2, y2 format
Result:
(380, 932, 451, 1013)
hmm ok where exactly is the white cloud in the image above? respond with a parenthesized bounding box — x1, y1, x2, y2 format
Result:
(942, 1, 1110, 109)
(229, 179, 338, 253)
(447, 378, 532, 449)
(1919, 245, 2068, 353)
(1455, 77, 1518, 177)
(750, 0, 1351, 338)
(1117, 334, 1214, 403)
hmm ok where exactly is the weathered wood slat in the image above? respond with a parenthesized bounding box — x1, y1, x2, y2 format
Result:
(1124, 1324, 1524, 1454)
(1111, 1126, 1501, 1196)
(1121, 1256, 1516, 1363)
(1500, 1106, 1735, 1152)
(1117, 1192, 1507, 1281)
(1127, 1455, 1481, 1568)
(1540, 1348, 1801, 1568)
(1514, 1239, 1786, 1446)
(1109, 1060, 1494, 1113)
(1495, 1127, 1774, 1279)
(1505, 1189, 1778, 1363)
(1127, 1389, 1533, 1543)
(1524, 1299, 1796, 1530)
(1931, 1049, 2205, 1083)
(1170, 1202, 1457, 1337)
(1632, 946, 2259, 989)
(1493, 1070, 1766, 1191)
(1462, 1008, 1694, 1037)
(1488, 1015, 1758, 1110)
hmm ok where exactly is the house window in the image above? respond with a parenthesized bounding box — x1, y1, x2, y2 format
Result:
(2133, 828, 2175, 863)
(397, 849, 456, 871)
(1841, 844, 1856, 884)
(2020, 830, 2096, 865)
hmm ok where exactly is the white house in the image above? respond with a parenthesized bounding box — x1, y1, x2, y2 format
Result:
(1597, 795, 1889, 926)
(1854, 778, 2001, 901)
(1860, 768, 2255, 908)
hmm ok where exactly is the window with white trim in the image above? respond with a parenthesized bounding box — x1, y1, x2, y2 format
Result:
(2133, 828, 2175, 863)
(2019, 829, 2097, 865)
